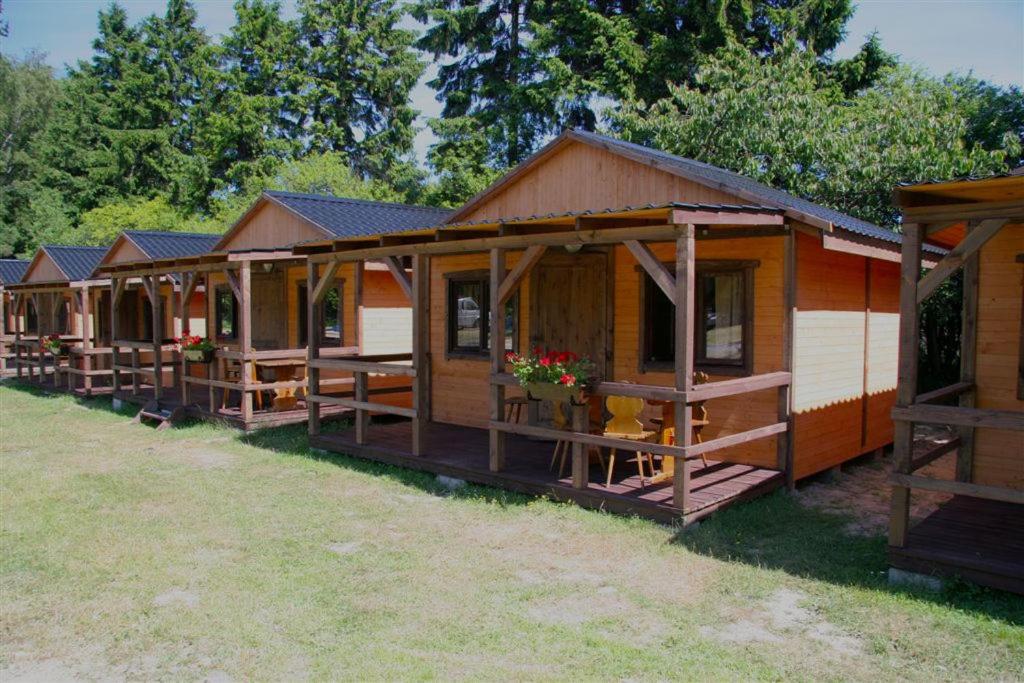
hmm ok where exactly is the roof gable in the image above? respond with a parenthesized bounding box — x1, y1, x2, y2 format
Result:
(0, 259, 29, 284)
(215, 191, 453, 251)
(448, 129, 907, 250)
(24, 246, 107, 283)
(123, 231, 220, 262)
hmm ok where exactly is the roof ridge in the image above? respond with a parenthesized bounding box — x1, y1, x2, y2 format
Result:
(264, 190, 450, 214)
(44, 244, 109, 251)
(124, 229, 220, 237)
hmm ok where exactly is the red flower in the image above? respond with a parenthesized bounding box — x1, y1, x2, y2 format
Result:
(505, 351, 517, 362)
(559, 373, 576, 386)
(557, 351, 571, 363)
(539, 357, 551, 367)
(532, 346, 542, 356)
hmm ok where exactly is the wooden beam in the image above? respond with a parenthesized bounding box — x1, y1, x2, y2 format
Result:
(139, 275, 156, 303)
(181, 272, 200, 308)
(411, 254, 429, 455)
(624, 239, 676, 305)
(383, 256, 413, 302)
(306, 259, 322, 436)
(902, 198, 1024, 223)
(892, 404, 1024, 431)
(890, 222, 922, 548)
(673, 225, 696, 511)
(890, 473, 1024, 505)
(225, 270, 243, 303)
(238, 260, 252, 422)
(489, 248, 506, 472)
(112, 277, 127, 305)
(917, 218, 1007, 303)
(497, 244, 546, 305)
(909, 436, 961, 473)
(914, 381, 974, 405)
(958, 222, 981, 481)
(312, 261, 341, 305)
(309, 224, 691, 264)
(668, 209, 784, 226)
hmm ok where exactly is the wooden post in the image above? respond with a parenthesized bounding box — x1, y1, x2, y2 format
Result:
(570, 402, 588, 489)
(150, 276, 163, 402)
(355, 371, 368, 444)
(489, 248, 506, 471)
(889, 222, 922, 548)
(131, 348, 140, 395)
(354, 260, 364, 351)
(35, 294, 44, 384)
(778, 228, 795, 488)
(81, 286, 93, 396)
(307, 259, 322, 436)
(956, 222, 980, 483)
(239, 260, 253, 423)
(673, 225, 696, 512)
(411, 254, 430, 455)
(110, 279, 119, 395)
(13, 294, 22, 380)
(178, 272, 189, 406)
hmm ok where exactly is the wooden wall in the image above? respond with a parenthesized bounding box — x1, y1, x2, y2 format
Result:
(361, 267, 413, 355)
(972, 225, 1023, 490)
(23, 252, 67, 283)
(459, 141, 740, 221)
(219, 201, 325, 251)
(792, 231, 899, 478)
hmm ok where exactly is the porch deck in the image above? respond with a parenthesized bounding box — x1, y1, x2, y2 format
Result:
(889, 496, 1024, 594)
(311, 420, 783, 523)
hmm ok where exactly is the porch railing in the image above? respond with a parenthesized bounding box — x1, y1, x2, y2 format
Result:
(306, 353, 418, 439)
(488, 370, 792, 511)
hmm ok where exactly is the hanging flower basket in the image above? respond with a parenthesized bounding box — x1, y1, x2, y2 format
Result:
(176, 332, 216, 364)
(41, 334, 67, 356)
(508, 347, 595, 405)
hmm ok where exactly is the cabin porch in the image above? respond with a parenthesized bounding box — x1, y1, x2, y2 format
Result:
(312, 419, 783, 523)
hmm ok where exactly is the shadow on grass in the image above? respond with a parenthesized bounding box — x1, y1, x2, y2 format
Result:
(674, 488, 1024, 625)
(1, 378, 139, 419)
(6, 378, 1022, 621)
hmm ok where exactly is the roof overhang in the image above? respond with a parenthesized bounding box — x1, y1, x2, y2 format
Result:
(97, 248, 301, 279)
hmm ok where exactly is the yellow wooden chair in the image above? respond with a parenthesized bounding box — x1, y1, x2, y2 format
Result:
(603, 394, 659, 488)
(220, 356, 262, 411)
(550, 395, 607, 479)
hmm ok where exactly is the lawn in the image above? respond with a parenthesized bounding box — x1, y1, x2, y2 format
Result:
(1, 383, 1021, 681)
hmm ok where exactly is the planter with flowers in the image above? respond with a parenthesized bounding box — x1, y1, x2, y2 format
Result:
(176, 333, 217, 363)
(41, 334, 68, 356)
(507, 348, 596, 405)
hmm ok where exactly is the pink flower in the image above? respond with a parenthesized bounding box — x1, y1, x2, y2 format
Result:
(539, 357, 551, 367)
(559, 373, 576, 386)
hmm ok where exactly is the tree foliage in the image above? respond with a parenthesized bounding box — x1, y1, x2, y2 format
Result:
(609, 40, 1018, 228)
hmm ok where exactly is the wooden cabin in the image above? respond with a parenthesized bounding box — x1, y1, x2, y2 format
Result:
(94, 231, 221, 409)
(889, 170, 1023, 593)
(299, 130, 936, 523)
(97, 191, 450, 430)
(0, 259, 30, 377)
(7, 245, 111, 394)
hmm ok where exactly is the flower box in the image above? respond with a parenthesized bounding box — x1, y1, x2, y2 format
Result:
(523, 381, 586, 405)
(183, 348, 215, 363)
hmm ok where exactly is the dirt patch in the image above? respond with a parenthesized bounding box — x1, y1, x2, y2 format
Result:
(796, 426, 956, 537)
(704, 588, 863, 656)
(326, 541, 362, 556)
(160, 446, 238, 470)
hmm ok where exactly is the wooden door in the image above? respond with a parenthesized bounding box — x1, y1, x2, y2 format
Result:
(250, 269, 287, 349)
(530, 249, 611, 380)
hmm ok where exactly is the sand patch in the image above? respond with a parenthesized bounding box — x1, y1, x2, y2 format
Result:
(704, 588, 863, 656)
(327, 541, 362, 556)
(526, 592, 668, 639)
(797, 426, 956, 537)
(153, 588, 200, 609)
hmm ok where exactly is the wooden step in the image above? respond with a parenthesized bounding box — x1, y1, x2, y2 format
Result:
(133, 401, 186, 430)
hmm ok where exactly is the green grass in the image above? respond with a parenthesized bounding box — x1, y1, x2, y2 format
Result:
(1, 382, 1022, 681)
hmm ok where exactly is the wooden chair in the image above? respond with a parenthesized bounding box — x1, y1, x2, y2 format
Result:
(550, 395, 606, 479)
(650, 371, 712, 467)
(602, 395, 658, 488)
(220, 356, 262, 411)
(505, 396, 530, 423)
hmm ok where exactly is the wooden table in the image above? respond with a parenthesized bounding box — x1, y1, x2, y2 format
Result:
(254, 359, 306, 412)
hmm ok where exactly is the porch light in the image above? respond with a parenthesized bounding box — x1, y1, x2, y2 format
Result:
(564, 243, 582, 254)
(261, 262, 274, 273)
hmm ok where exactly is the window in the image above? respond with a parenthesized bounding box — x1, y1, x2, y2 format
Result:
(215, 285, 237, 340)
(56, 297, 70, 334)
(298, 281, 344, 347)
(641, 261, 755, 374)
(25, 299, 38, 334)
(446, 272, 517, 356)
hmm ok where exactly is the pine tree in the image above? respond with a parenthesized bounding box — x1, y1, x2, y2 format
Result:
(298, 0, 424, 188)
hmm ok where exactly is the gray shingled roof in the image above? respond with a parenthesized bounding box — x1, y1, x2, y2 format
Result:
(44, 245, 108, 281)
(265, 191, 452, 239)
(0, 259, 29, 284)
(569, 130, 932, 251)
(124, 230, 220, 260)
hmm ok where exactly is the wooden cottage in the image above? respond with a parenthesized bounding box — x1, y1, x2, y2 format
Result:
(7, 245, 111, 394)
(94, 230, 221, 411)
(0, 259, 30, 377)
(97, 191, 450, 430)
(298, 130, 936, 523)
(889, 170, 1023, 593)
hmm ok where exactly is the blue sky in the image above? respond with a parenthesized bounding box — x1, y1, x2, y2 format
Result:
(3, 0, 1022, 165)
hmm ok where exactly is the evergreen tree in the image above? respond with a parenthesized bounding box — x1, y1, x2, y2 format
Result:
(298, 0, 424, 190)
(195, 0, 306, 193)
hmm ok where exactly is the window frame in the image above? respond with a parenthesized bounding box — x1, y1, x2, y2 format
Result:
(638, 259, 758, 376)
(214, 284, 238, 342)
(297, 279, 345, 348)
(444, 269, 518, 360)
